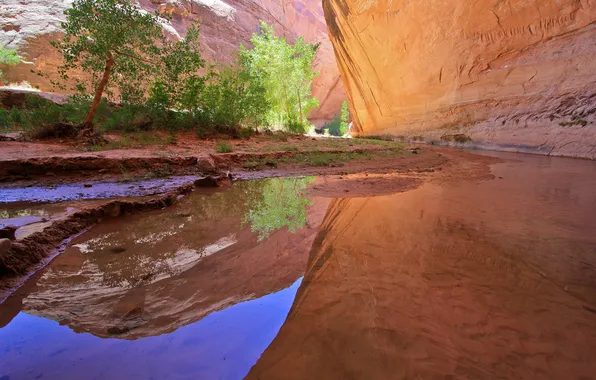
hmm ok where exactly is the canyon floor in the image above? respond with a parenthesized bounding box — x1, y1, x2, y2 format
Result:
(1, 135, 595, 380)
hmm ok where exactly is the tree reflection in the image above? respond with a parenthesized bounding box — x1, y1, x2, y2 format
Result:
(243, 177, 315, 241)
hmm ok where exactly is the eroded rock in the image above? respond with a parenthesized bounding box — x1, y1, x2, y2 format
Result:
(324, 0, 596, 158)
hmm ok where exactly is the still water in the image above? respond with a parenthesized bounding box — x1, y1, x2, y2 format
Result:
(1, 152, 596, 380)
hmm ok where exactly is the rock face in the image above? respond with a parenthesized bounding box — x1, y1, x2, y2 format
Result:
(0, 0, 345, 124)
(324, 0, 596, 158)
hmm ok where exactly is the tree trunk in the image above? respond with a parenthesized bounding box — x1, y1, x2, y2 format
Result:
(82, 52, 114, 129)
(297, 87, 303, 125)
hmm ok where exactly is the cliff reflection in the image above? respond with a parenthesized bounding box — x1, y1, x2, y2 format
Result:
(248, 152, 596, 380)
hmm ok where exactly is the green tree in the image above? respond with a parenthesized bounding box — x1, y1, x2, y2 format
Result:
(240, 21, 320, 131)
(52, 0, 163, 130)
(340, 100, 350, 135)
(193, 63, 268, 130)
(0, 46, 19, 83)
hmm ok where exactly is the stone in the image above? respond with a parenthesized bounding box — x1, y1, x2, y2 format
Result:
(324, 0, 596, 158)
(0, 226, 17, 240)
(197, 156, 216, 173)
(194, 175, 232, 188)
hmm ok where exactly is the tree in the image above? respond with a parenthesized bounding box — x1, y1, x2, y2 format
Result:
(52, 0, 163, 130)
(0, 46, 19, 83)
(239, 21, 320, 131)
(340, 100, 350, 135)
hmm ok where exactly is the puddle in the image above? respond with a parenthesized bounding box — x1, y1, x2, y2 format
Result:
(0, 177, 327, 379)
(0, 175, 198, 204)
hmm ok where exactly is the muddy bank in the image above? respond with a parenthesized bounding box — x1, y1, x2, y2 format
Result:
(0, 148, 442, 184)
(0, 182, 198, 302)
(247, 152, 596, 380)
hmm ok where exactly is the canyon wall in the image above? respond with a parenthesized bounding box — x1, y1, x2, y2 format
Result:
(0, 0, 345, 124)
(324, 0, 596, 158)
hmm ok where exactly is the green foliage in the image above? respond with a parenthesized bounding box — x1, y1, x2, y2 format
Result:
(240, 21, 319, 132)
(0, 94, 111, 133)
(323, 114, 342, 136)
(243, 177, 315, 241)
(215, 140, 233, 153)
(0, 45, 19, 82)
(52, 0, 163, 97)
(193, 65, 268, 130)
(340, 100, 350, 135)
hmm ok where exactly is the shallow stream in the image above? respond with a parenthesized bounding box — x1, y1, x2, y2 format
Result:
(1, 151, 595, 379)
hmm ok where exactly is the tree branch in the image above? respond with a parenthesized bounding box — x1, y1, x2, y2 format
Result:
(112, 49, 153, 64)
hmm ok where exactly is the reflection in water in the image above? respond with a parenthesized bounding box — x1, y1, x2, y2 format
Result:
(0, 178, 328, 345)
(248, 152, 596, 380)
(244, 177, 315, 241)
(0, 278, 302, 380)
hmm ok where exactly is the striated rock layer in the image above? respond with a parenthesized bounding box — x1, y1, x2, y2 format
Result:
(0, 0, 345, 124)
(324, 0, 596, 158)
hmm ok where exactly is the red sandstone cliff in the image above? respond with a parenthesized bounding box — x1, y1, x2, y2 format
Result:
(324, 0, 596, 158)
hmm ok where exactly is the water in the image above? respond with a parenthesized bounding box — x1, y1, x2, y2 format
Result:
(0, 178, 326, 380)
(247, 151, 596, 380)
(0, 278, 302, 380)
(2, 152, 596, 380)
(0, 176, 199, 204)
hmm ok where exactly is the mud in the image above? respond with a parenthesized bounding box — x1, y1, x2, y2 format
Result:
(0, 135, 446, 186)
(0, 182, 196, 301)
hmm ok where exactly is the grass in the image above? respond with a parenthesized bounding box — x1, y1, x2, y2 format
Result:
(279, 145, 299, 151)
(215, 140, 234, 153)
(85, 132, 177, 151)
(241, 148, 400, 171)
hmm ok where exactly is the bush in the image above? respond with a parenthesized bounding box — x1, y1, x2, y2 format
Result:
(323, 114, 342, 136)
(192, 66, 268, 131)
(215, 141, 233, 153)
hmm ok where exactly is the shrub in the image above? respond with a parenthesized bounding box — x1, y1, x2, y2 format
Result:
(323, 114, 342, 136)
(215, 141, 233, 153)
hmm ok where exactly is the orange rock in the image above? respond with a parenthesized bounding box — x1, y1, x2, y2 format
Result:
(323, 0, 596, 158)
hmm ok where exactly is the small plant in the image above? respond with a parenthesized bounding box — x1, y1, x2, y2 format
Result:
(440, 134, 472, 143)
(309, 153, 332, 166)
(559, 118, 588, 127)
(0, 45, 19, 83)
(215, 141, 233, 153)
(166, 135, 177, 145)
